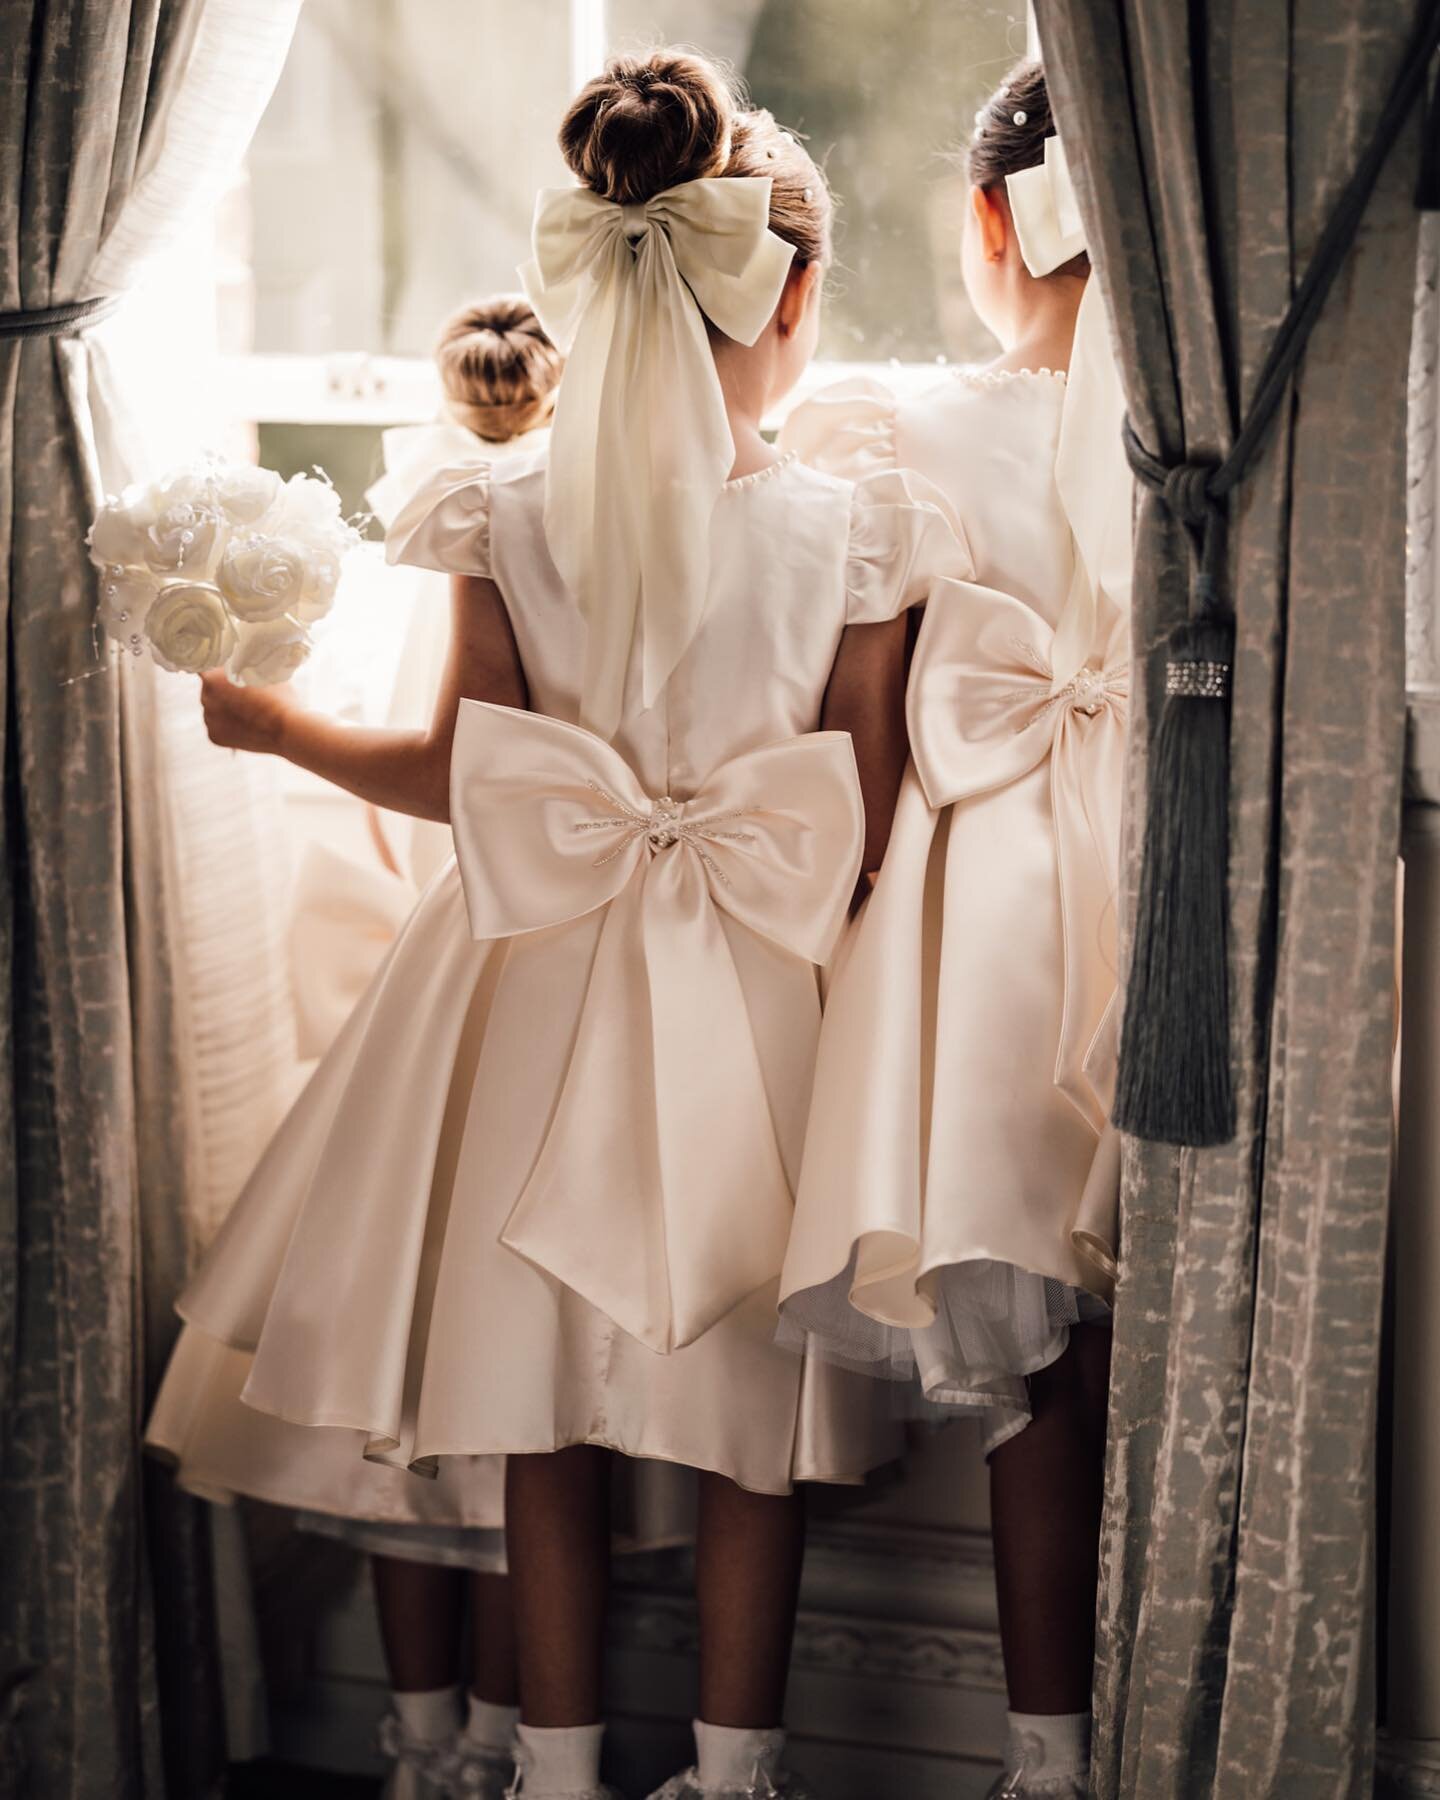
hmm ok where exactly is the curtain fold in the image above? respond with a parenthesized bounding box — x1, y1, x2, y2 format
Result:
(1036, 3, 1418, 1795)
(0, 4, 299, 1795)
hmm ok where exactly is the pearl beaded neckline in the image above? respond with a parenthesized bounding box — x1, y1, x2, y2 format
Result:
(953, 365, 1069, 389)
(723, 451, 798, 491)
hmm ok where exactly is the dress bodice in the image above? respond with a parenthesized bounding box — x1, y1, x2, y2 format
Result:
(781, 368, 1080, 631)
(387, 448, 969, 801)
(893, 373, 1073, 625)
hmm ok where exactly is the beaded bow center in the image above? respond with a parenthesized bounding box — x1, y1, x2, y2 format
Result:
(575, 782, 756, 883)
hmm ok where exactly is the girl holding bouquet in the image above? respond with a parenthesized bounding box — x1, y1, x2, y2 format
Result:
(151, 300, 578, 1800)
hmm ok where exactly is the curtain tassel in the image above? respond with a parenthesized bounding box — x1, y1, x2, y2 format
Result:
(1113, 445, 1236, 1146)
(1110, 7, 1440, 1147)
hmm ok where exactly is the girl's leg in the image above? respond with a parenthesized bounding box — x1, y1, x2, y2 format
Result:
(372, 1553, 465, 1693)
(694, 1472, 806, 1727)
(372, 1556, 466, 1793)
(457, 1572, 522, 1783)
(988, 1319, 1112, 1785)
(506, 1446, 612, 1725)
(686, 1472, 807, 1790)
(468, 1570, 521, 1708)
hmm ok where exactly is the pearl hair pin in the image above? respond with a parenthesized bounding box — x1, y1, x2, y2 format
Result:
(1013, 109, 1028, 125)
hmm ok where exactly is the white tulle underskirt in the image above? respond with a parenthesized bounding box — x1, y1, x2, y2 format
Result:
(778, 1254, 1111, 1454)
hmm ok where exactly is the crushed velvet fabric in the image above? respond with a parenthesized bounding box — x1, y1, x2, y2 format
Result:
(0, 5, 219, 1795)
(1037, 1, 1418, 1793)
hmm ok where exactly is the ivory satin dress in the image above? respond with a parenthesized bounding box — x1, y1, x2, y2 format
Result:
(777, 302, 1132, 1449)
(148, 446, 964, 1504)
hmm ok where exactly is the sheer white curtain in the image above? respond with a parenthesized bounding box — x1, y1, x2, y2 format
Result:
(89, 0, 305, 1258)
(82, 1, 305, 1760)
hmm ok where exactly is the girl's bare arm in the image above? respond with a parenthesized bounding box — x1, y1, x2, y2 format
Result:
(821, 614, 912, 885)
(199, 574, 527, 822)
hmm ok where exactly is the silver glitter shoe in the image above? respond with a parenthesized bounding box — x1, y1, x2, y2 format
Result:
(984, 1771, 1086, 1798)
(645, 1768, 816, 1799)
(440, 1733, 516, 1799)
(377, 1712, 456, 1800)
(501, 1768, 626, 1800)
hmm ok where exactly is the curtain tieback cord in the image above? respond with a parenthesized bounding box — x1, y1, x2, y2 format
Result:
(0, 296, 120, 340)
(1114, 0, 1440, 1148)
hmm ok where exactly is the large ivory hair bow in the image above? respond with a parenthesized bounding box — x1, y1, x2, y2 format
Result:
(522, 180, 796, 742)
(908, 581, 1129, 1132)
(1005, 134, 1086, 279)
(450, 700, 862, 1353)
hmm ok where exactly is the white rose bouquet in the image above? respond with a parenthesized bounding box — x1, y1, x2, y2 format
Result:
(87, 455, 362, 686)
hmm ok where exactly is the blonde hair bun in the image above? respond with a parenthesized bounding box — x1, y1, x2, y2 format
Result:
(560, 50, 736, 206)
(434, 295, 563, 443)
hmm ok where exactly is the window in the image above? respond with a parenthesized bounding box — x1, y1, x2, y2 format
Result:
(206, 1, 1030, 757)
(220, 0, 1030, 515)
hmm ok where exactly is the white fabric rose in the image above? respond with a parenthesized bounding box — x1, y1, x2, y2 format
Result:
(293, 546, 343, 623)
(217, 534, 311, 622)
(145, 582, 237, 674)
(144, 502, 226, 579)
(214, 464, 283, 529)
(228, 616, 311, 688)
(276, 472, 346, 543)
(88, 484, 159, 569)
(97, 569, 160, 642)
(153, 467, 220, 513)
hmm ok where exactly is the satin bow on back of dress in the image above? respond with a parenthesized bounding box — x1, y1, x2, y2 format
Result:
(449, 700, 864, 1353)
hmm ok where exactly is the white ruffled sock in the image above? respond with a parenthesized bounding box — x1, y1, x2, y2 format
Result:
(515, 1721, 605, 1795)
(1005, 1711, 1090, 1787)
(392, 1684, 463, 1743)
(694, 1720, 786, 1791)
(467, 1694, 521, 1752)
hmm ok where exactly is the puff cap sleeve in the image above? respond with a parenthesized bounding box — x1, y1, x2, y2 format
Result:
(844, 467, 974, 625)
(384, 460, 494, 578)
(779, 376, 899, 481)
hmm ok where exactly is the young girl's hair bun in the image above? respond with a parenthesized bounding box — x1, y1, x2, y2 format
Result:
(560, 50, 736, 205)
(968, 59, 1054, 188)
(434, 295, 563, 443)
(967, 59, 1086, 278)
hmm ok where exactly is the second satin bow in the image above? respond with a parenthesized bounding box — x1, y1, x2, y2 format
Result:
(907, 582, 1130, 1131)
(450, 701, 863, 1353)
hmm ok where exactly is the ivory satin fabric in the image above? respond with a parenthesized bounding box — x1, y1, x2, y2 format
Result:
(778, 320, 1131, 1446)
(371, 420, 551, 889)
(150, 423, 535, 1550)
(150, 449, 965, 1499)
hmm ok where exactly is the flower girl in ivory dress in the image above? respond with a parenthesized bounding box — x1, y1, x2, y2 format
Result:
(148, 297, 573, 1800)
(779, 63, 1130, 1800)
(149, 47, 967, 1800)
(366, 295, 564, 887)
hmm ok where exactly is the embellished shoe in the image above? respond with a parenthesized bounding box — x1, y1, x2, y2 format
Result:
(442, 1734, 518, 1799)
(501, 1770, 626, 1800)
(644, 1769, 816, 1799)
(377, 1712, 457, 1800)
(984, 1771, 1086, 1797)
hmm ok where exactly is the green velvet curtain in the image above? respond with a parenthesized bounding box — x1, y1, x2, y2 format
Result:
(1035, 3, 1419, 1793)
